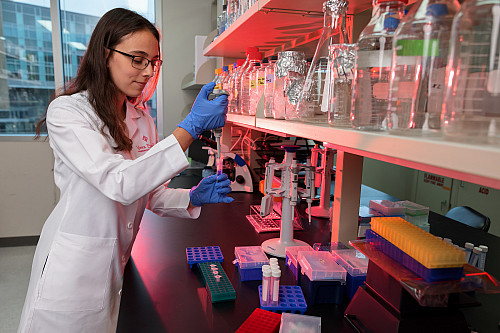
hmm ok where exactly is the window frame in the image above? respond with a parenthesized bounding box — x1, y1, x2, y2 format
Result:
(0, 0, 164, 140)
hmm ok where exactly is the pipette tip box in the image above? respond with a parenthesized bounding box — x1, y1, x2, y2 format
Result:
(235, 308, 281, 333)
(366, 229, 464, 282)
(297, 251, 347, 305)
(186, 246, 224, 268)
(331, 249, 369, 300)
(234, 246, 270, 281)
(285, 245, 314, 280)
(258, 285, 307, 314)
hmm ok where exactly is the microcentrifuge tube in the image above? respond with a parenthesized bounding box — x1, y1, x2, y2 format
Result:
(464, 242, 474, 262)
(478, 245, 488, 271)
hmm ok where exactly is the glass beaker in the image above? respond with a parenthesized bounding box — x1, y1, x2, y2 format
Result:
(442, 0, 500, 145)
(328, 43, 356, 127)
(387, 0, 460, 136)
(296, 0, 350, 124)
(272, 51, 307, 120)
(350, 0, 407, 131)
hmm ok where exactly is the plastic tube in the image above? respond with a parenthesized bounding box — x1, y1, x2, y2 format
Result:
(470, 247, 482, 267)
(270, 268, 281, 307)
(261, 265, 272, 306)
(478, 245, 488, 271)
(464, 242, 474, 263)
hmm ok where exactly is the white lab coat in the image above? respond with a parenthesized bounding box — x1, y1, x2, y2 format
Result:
(18, 91, 200, 332)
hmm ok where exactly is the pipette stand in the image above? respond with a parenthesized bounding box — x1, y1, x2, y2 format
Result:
(306, 146, 336, 218)
(260, 145, 315, 258)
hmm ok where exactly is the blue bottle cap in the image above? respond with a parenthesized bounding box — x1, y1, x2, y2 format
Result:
(223, 65, 229, 71)
(426, 4, 449, 17)
(384, 17, 401, 30)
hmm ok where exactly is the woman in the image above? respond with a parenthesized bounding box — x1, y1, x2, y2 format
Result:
(18, 8, 232, 332)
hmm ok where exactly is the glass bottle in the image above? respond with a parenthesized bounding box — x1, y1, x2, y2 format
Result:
(442, 0, 500, 144)
(273, 51, 307, 120)
(251, 58, 268, 116)
(296, 0, 350, 123)
(248, 61, 261, 116)
(387, 0, 460, 136)
(264, 55, 278, 118)
(234, 47, 259, 114)
(328, 43, 356, 126)
(229, 60, 245, 113)
(239, 52, 262, 115)
(351, 0, 407, 130)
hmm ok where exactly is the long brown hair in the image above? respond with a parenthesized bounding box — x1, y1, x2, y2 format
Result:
(35, 8, 160, 152)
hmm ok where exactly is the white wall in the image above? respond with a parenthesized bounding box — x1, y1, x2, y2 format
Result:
(161, 0, 215, 136)
(0, 141, 57, 237)
(0, 0, 214, 238)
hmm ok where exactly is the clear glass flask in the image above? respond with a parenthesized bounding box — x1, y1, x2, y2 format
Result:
(387, 0, 460, 136)
(442, 0, 500, 144)
(351, 0, 407, 131)
(296, 0, 350, 123)
(273, 51, 307, 120)
(328, 43, 356, 126)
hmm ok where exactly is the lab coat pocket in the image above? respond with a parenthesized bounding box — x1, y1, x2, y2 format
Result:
(36, 232, 116, 312)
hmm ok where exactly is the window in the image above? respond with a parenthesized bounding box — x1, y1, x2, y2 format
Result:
(0, 0, 158, 135)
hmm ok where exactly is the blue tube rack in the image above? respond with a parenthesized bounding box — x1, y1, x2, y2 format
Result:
(186, 246, 224, 268)
(258, 285, 307, 314)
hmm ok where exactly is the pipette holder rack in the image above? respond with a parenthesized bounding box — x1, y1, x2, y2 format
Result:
(260, 145, 315, 257)
(307, 146, 336, 218)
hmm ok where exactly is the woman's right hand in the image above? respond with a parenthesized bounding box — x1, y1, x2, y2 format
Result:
(177, 82, 228, 139)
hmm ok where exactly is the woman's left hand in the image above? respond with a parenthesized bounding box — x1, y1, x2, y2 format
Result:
(189, 173, 234, 207)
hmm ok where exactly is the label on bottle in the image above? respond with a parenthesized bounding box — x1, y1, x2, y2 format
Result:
(266, 74, 274, 84)
(258, 77, 266, 86)
(250, 80, 256, 89)
(396, 39, 439, 57)
(356, 50, 392, 68)
(393, 81, 414, 99)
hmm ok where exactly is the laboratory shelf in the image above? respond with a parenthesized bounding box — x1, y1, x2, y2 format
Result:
(236, 117, 500, 191)
(203, 0, 373, 59)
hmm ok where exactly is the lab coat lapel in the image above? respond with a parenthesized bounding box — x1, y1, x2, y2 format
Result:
(125, 103, 141, 140)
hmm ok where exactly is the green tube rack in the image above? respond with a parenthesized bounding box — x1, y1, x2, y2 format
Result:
(199, 261, 236, 303)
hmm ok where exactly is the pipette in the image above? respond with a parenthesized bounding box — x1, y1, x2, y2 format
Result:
(207, 89, 229, 178)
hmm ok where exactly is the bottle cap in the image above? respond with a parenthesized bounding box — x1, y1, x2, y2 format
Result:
(249, 52, 263, 61)
(465, 242, 474, 249)
(479, 245, 488, 252)
(246, 46, 259, 54)
(237, 59, 246, 66)
(473, 247, 482, 254)
(269, 55, 278, 61)
(272, 269, 281, 278)
(384, 17, 401, 30)
(377, 0, 408, 4)
(426, 4, 449, 17)
(223, 65, 229, 71)
(262, 58, 269, 64)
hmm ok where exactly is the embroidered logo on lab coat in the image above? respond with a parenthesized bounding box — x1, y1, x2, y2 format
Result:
(143, 135, 148, 142)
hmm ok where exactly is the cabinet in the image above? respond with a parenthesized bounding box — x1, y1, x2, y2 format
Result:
(204, 0, 500, 244)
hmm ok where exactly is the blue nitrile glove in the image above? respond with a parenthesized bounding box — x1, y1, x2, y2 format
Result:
(178, 82, 229, 139)
(189, 173, 234, 207)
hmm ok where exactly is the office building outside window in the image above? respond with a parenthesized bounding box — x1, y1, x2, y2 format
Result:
(0, 0, 157, 135)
